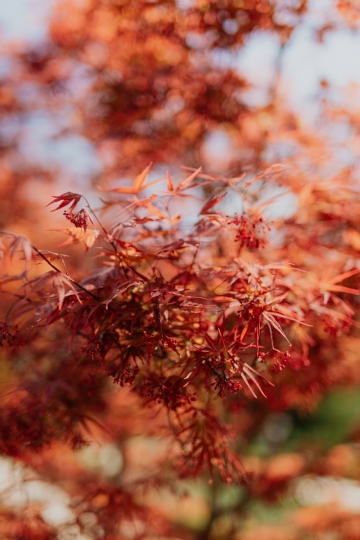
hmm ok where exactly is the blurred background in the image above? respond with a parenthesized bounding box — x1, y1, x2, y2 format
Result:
(1, 1, 360, 539)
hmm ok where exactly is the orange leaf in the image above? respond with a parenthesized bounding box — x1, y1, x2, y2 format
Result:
(324, 284, 360, 295)
(146, 203, 169, 220)
(133, 162, 153, 191)
(52, 228, 100, 250)
(177, 167, 202, 190)
(166, 170, 174, 191)
(327, 268, 360, 284)
(97, 163, 165, 195)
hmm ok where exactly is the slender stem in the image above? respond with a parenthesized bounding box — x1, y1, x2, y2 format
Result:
(127, 263, 149, 283)
(82, 195, 118, 254)
(203, 357, 225, 380)
(32, 246, 62, 274)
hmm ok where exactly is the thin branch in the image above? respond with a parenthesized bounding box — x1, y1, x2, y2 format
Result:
(32, 246, 100, 301)
(82, 195, 118, 254)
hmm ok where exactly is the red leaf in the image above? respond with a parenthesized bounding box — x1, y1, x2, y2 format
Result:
(46, 192, 82, 212)
(200, 192, 227, 215)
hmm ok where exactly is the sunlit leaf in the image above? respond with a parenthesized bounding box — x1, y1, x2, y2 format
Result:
(97, 163, 165, 195)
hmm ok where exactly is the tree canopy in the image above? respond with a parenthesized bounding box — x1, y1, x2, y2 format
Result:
(1, 1, 360, 539)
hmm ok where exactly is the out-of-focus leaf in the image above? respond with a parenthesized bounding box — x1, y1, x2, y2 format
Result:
(200, 192, 227, 215)
(18, 270, 82, 310)
(51, 228, 100, 250)
(98, 163, 165, 195)
(7, 233, 33, 270)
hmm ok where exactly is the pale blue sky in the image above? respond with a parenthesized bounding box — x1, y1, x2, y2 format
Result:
(1, 0, 360, 186)
(0, 0, 53, 43)
(1, 0, 360, 100)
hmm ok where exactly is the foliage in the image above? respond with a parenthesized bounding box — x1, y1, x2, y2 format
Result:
(1, 1, 360, 539)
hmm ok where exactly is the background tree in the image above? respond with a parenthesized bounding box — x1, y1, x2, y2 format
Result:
(1, 1, 360, 539)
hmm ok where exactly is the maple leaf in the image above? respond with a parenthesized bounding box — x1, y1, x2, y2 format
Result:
(19, 270, 82, 310)
(0, 231, 33, 270)
(102, 279, 143, 309)
(316, 267, 360, 304)
(200, 192, 227, 215)
(160, 167, 205, 198)
(51, 228, 100, 250)
(46, 192, 82, 212)
(241, 363, 274, 399)
(177, 167, 202, 191)
(244, 164, 287, 187)
(97, 163, 165, 195)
